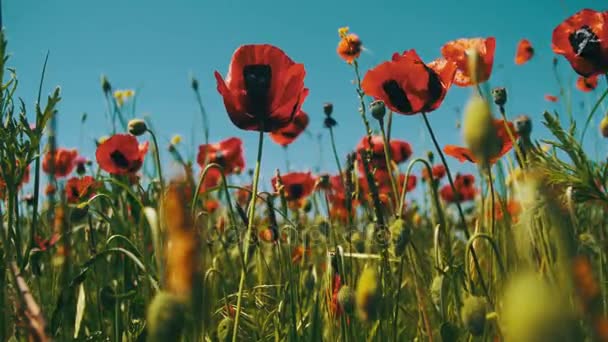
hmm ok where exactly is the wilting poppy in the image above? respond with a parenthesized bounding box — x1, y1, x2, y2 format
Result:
(337, 27, 363, 64)
(439, 174, 476, 203)
(441, 37, 496, 86)
(444, 119, 518, 165)
(215, 44, 309, 132)
(269, 110, 309, 146)
(515, 39, 534, 65)
(197, 137, 245, 175)
(96, 134, 149, 175)
(545, 94, 559, 102)
(576, 75, 599, 92)
(362, 50, 456, 115)
(552, 9, 608, 77)
(421, 164, 446, 182)
(65, 176, 99, 204)
(42, 148, 78, 178)
(272, 171, 316, 203)
(356, 136, 412, 171)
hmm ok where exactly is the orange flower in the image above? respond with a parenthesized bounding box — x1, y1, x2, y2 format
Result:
(197, 137, 245, 175)
(337, 27, 363, 63)
(272, 172, 316, 203)
(515, 39, 534, 65)
(444, 119, 517, 165)
(441, 37, 496, 86)
(291, 245, 311, 264)
(96, 134, 149, 175)
(269, 110, 309, 147)
(421, 164, 446, 182)
(205, 199, 220, 213)
(576, 75, 599, 92)
(545, 94, 559, 102)
(42, 148, 78, 178)
(65, 176, 99, 204)
(215, 44, 309, 132)
(552, 9, 608, 77)
(362, 50, 456, 115)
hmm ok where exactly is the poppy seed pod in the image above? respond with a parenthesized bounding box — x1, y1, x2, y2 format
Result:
(323, 102, 334, 116)
(337, 285, 355, 315)
(491, 87, 507, 106)
(514, 115, 532, 138)
(101, 75, 112, 94)
(356, 266, 381, 321)
(370, 100, 386, 121)
(600, 116, 608, 138)
(146, 292, 186, 342)
(461, 296, 488, 336)
(191, 77, 199, 91)
(128, 119, 148, 136)
(462, 95, 500, 166)
(389, 218, 410, 256)
(217, 316, 234, 342)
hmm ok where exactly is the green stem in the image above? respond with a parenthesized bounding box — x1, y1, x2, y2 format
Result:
(379, 119, 399, 210)
(352, 60, 373, 146)
(421, 113, 470, 238)
(193, 83, 210, 146)
(232, 130, 264, 342)
(581, 74, 608, 142)
(147, 129, 165, 195)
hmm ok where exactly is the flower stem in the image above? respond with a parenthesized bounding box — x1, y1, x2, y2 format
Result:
(379, 119, 399, 210)
(421, 113, 470, 238)
(232, 130, 264, 342)
(147, 129, 165, 196)
(352, 60, 373, 146)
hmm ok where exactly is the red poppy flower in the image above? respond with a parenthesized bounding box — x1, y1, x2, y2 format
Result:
(215, 44, 309, 132)
(198, 167, 222, 194)
(272, 171, 316, 203)
(444, 119, 518, 165)
(96, 134, 149, 175)
(337, 33, 363, 64)
(356, 136, 412, 170)
(552, 9, 608, 77)
(42, 148, 78, 178)
(236, 185, 252, 206)
(34, 233, 60, 252)
(269, 110, 309, 147)
(329, 273, 343, 317)
(398, 174, 417, 193)
(291, 245, 311, 264)
(492, 200, 522, 222)
(358, 169, 394, 204)
(44, 183, 57, 196)
(65, 176, 99, 204)
(439, 174, 476, 203)
(422, 164, 446, 182)
(197, 137, 245, 175)
(576, 75, 599, 92)
(515, 39, 534, 65)
(205, 199, 220, 213)
(545, 94, 559, 102)
(362, 50, 456, 115)
(441, 37, 496, 86)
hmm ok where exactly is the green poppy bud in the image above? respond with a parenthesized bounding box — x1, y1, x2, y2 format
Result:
(128, 119, 148, 136)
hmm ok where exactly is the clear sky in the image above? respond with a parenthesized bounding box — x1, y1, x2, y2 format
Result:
(4, 0, 607, 191)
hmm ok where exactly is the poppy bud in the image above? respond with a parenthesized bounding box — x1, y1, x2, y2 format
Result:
(101, 75, 112, 94)
(491, 87, 507, 106)
(324, 117, 337, 128)
(426, 150, 435, 164)
(514, 115, 532, 138)
(191, 77, 199, 91)
(323, 102, 333, 116)
(389, 218, 410, 256)
(462, 95, 500, 166)
(302, 265, 317, 292)
(461, 296, 487, 336)
(370, 100, 386, 121)
(146, 292, 186, 342)
(217, 316, 234, 342)
(337, 285, 355, 315)
(600, 116, 608, 138)
(356, 266, 381, 321)
(128, 119, 148, 136)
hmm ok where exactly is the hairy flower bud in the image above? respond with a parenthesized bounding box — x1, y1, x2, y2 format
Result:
(323, 102, 334, 116)
(370, 100, 386, 121)
(337, 285, 355, 315)
(389, 218, 410, 256)
(128, 119, 148, 136)
(462, 95, 500, 166)
(461, 296, 488, 336)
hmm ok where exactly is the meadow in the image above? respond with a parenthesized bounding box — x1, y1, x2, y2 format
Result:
(1, 5, 608, 342)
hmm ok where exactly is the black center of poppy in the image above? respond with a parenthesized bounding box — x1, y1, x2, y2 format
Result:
(110, 150, 130, 169)
(243, 64, 272, 116)
(287, 183, 304, 200)
(461, 177, 472, 187)
(424, 66, 443, 111)
(71, 186, 80, 199)
(569, 25, 602, 60)
(213, 151, 226, 166)
(382, 80, 412, 113)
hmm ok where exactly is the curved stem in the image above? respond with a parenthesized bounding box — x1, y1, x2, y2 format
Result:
(421, 113, 470, 238)
(581, 75, 608, 142)
(147, 129, 164, 196)
(232, 130, 264, 342)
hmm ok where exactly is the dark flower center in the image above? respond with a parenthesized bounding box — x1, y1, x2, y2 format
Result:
(382, 80, 412, 113)
(424, 67, 443, 110)
(71, 186, 80, 199)
(287, 183, 304, 200)
(569, 25, 602, 60)
(110, 150, 131, 169)
(213, 151, 226, 166)
(243, 64, 272, 116)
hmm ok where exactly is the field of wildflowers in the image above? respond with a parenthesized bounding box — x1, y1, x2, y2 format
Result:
(1, 5, 608, 342)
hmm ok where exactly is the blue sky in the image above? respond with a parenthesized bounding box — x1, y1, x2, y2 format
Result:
(4, 0, 607, 191)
